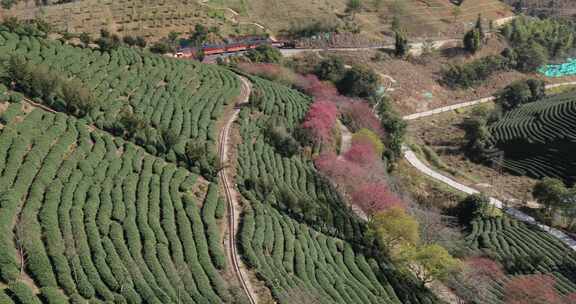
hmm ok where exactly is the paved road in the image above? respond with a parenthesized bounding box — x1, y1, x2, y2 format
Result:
(401, 81, 576, 251)
(404, 81, 576, 120)
(402, 146, 576, 250)
(218, 76, 258, 304)
(280, 39, 460, 57)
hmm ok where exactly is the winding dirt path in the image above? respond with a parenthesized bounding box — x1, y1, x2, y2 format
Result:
(218, 76, 258, 304)
(337, 121, 352, 158)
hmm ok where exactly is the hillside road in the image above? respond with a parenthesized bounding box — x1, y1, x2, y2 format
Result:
(401, 81, 576, 250)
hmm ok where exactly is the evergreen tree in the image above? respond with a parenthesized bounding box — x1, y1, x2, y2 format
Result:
(394, 30, 408, 57)
(475, 14, 485, 39)
(391, 15, 401, 33)
(463, 28, 482, 54)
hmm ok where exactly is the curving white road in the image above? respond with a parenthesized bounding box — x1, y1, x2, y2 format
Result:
(401, 81, 576, 250)
(280, 39, 461, 57)
(403, 81, 576, 120)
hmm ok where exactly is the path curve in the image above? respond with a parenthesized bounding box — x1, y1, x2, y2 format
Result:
(218, 76, 258, 304)
(400, 81, 576, 251)
(402, 146, 576, 250)
(403, 81, 576, 120)
(338, 121, 352, 158)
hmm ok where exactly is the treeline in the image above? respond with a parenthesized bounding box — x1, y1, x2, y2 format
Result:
(0, 17, 50, 38)
(443, 16, 575, 88)
(0, 55, 96, 117)
(0, 55, 221, 181)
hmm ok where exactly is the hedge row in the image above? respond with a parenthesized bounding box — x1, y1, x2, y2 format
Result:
(0, 103, 231, 303)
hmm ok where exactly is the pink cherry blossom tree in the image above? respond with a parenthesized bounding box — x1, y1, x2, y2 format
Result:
(349, 182, 403, 214)
(340, 101, 385, 136)
(301, 100, 338, 145)
(344, 140, 377, 165)
(505, 274, 562, 304)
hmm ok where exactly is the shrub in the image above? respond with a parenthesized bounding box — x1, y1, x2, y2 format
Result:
(40, 287, 68, 304)
(8, 281, 41, 304)
(314, 57, 346, 82)
(200, 186, 227, 270)
(442, 55, 507, 88)
(496, 78, 545, 111)
(246, 44, 282, 63)
(337, 66, 379, 97)
(455, 194, 499, 223)
(215, 197, 226, 219)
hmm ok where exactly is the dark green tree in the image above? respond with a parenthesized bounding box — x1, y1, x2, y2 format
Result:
(123, 35, 137, 46)
(463, 28, 482, 54)
(391, 15, 401, 33)
(394, 30, 409, 57)
(533, 177, 568, 219)
(314, 57, 346, 82)
(346, 0, 362, 17)
(496, 79, 545, 112)
(461, 111, 493, 161)
(1, 0, 16, 9)
(79, 32, 91, 47)
(189, 25, 208, 47)
(149, 41, 173, 54)
(515, 41, 548, 72)
(135, 36, 147, 48)
(61, 80, 96, 117)
(455, 194, 496, 224)
(337, 65, 379, 97)
(246, 44, 282, 63)
(160, 129, 179, 154)
(475, 14, 484, 39)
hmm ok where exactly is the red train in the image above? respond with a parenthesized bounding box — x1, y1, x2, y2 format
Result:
(175, 39, 295, 58)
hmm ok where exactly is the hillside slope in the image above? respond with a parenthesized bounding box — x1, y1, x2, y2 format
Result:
(1, 0, 513, 41)
(234, 76, 438, 304)
(0, 30, 240, 163)
(489, 91, 576, 183)
(466, 216, 576, 302)
(0, 102, 231, 303)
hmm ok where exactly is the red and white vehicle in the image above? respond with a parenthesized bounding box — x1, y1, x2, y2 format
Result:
(175, 37, 295, 58)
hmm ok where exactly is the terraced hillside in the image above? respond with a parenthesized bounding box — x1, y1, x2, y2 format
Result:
(235, 76, 437, 304)
(0, 102, 230, 303)
(466, 216, 576, 302)
(5, 0, 264, 40)
(0, 30, 240, 163)
(488, 91, 576, 183)
(3, 0, 513, 41)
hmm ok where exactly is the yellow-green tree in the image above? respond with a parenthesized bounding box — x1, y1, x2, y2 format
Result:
(395, 244, 461, 285)
(368, 207, 419, 250)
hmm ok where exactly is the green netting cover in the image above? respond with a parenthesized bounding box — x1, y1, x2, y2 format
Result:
(539, 58, 576, 77)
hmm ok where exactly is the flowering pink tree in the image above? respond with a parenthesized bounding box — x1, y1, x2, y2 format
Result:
(464, 257, 504, 280)
(564, 293, 576, 303)
(314, 152, 364, 184)
(505, 274, 562, 304)
(296, 74, 339, 99)
(344, 140, 377, 165)
(349, 182, 403, 214)
(341, 101, 385, 136)
(301, 100, 338, 145)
